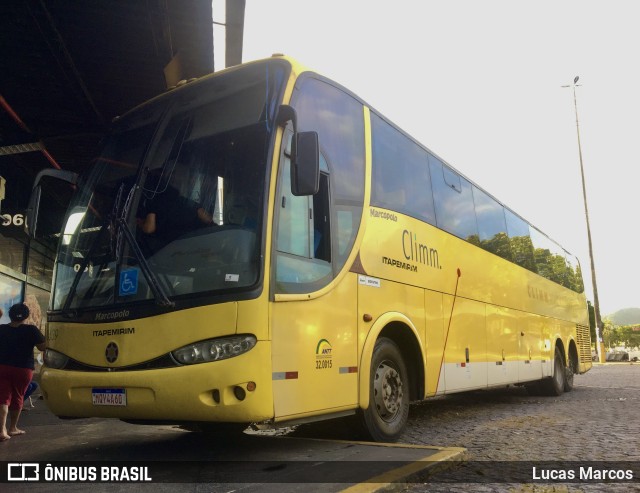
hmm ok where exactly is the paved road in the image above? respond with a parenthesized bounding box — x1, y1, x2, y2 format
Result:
(5, 364, 639, 492)
(403, 363, 640, 492)
(292, 363, 640, 491)
(402, 363, 639, 462)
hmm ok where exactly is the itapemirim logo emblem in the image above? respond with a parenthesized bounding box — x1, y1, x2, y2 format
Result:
(105, 342, 119, 363)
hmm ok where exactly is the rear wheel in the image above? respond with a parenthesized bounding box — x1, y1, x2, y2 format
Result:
(360, 337, 410, 442)
(539, 347, 565, 396)
(564, 350, 577, 392)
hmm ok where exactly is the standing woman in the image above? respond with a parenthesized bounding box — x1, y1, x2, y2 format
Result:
(0, 303, 46, 440)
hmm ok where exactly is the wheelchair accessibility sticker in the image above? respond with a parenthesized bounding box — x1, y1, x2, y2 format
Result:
(119, 269, 139, 296)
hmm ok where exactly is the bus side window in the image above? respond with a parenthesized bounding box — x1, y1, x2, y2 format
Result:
(530, 226, 569, 286)
(292, 76, 365, 272)
(564, 252, 584, 293)
(370, 112, 435, 225)
(312, 172, 331, 262)
(429, 155, 479, 244)
(472, 185, 513, 261)
(275, 147, 332, 293)
(504, 209, 536, 272)
(276, 156, 310, 258)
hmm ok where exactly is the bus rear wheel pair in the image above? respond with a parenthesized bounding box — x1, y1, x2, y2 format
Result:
(528, 346, 576, 396)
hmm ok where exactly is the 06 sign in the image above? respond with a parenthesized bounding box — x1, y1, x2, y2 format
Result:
(1, 213, 25, 227)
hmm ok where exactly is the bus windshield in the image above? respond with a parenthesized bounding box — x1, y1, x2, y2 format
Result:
(52, 61, 287, 311)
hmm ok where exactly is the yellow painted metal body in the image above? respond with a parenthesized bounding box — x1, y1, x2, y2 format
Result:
(356, 212, 590, 397)
(40, 56, 591, 426)
(42, 298, 274, 422)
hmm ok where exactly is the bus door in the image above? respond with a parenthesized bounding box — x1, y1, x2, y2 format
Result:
(270, 149, 358, 420)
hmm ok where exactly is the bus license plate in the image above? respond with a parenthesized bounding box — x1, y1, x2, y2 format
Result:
(92, 388, 127, 406)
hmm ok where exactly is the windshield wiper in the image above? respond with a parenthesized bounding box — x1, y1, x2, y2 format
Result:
(116, 217, 174, 307)
(62, 216, 174, 314)
(110, 157, 175, 307)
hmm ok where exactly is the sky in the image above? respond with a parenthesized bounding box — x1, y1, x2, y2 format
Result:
(214, 0, 639, 317)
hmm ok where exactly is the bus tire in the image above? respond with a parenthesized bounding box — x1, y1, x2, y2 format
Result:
(361, 337, 410, 442)
(540, 347, 565, 396)
(564, 350, 577, 392)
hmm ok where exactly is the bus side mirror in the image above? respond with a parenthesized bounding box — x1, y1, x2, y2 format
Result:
(277, 104, 320, 196)
(26, 169, 78, 238)
(291, 131, 319, 196)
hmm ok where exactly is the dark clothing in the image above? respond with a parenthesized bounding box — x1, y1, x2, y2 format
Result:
(0, 323, 45, 370)
(145, 188, 203, 242)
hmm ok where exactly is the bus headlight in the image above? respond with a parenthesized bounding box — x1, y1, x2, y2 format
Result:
(171, 335, 257, 365)
(44, 349, 69, 369)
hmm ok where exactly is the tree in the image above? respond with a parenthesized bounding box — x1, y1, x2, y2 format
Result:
(616, 325, 640, 349)
(601, 319, 618, 349)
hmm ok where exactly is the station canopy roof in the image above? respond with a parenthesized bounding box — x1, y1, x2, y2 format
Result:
(0, 0, 214, 204)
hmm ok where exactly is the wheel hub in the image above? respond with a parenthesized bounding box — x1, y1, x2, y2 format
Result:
(374, 362, 403, 420)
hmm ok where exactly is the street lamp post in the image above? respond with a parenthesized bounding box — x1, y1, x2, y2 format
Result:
(563, 76, 605, 363)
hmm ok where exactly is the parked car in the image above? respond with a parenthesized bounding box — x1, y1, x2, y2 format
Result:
(606, 351, 629, 362)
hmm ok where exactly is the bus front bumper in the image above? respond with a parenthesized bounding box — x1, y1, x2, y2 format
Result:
(39, 342, 274, 423)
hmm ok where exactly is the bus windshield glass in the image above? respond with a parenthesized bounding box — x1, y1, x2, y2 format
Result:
(52, 61, 287, 311)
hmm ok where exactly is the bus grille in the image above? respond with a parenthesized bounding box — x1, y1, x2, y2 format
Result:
(576, 324, 592, 364)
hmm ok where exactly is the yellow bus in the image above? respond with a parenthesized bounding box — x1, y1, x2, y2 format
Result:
(28, 55, 592, 441)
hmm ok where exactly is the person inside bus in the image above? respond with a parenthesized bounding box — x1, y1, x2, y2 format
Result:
(0, 303, 46, 440)
(137, 183, 215, 253)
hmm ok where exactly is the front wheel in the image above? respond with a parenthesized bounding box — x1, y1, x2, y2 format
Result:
(360, 337, 410, 442)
